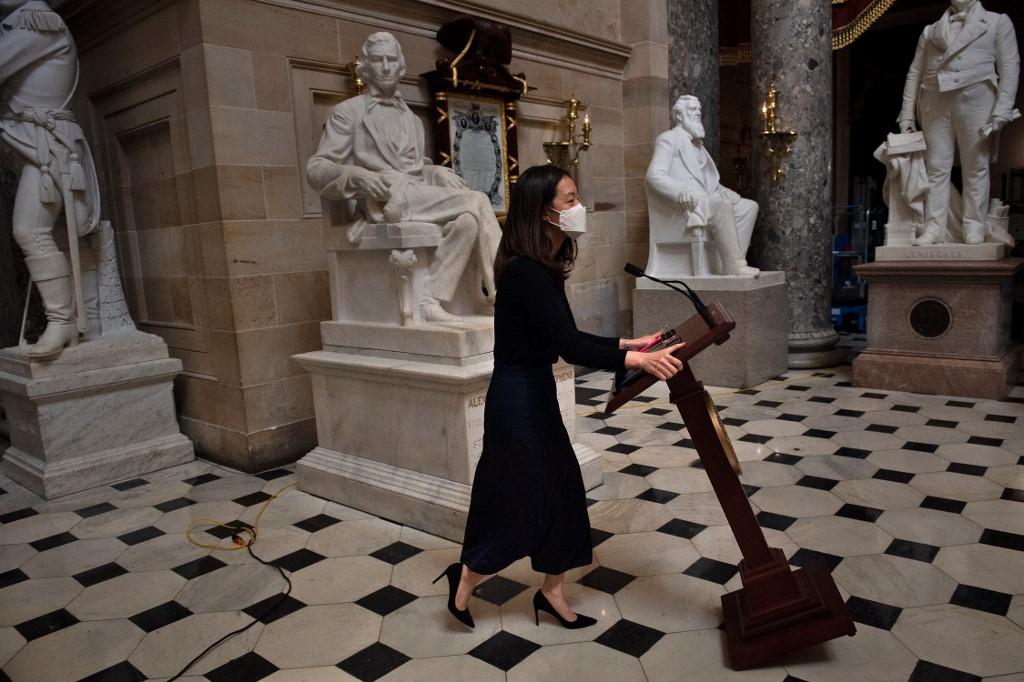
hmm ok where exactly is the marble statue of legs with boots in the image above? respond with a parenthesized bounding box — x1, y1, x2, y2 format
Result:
(708, 195, 759, 276)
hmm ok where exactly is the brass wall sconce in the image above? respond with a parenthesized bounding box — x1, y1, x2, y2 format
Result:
(347, 55, 366, 95)
(543, 96, 591, 171)
(759, 86, 797, 184)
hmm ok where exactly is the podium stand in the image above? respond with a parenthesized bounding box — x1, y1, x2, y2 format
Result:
(606, 303, 855, 668)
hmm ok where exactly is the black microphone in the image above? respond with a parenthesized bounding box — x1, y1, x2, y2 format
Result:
(624, 263, 716, 328)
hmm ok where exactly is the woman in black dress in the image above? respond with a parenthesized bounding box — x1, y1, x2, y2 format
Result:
(433, 165, 684, 629)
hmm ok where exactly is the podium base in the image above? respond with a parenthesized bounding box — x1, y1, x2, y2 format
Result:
(722, 562, 855, 669)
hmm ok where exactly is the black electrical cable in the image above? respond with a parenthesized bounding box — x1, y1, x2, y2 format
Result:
(166, 525, 293, 682)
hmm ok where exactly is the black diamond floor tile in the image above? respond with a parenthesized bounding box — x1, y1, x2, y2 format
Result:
(233, 491, 273, 507)
(255, 468, 292, 481)
(634, 396, 657, 403)
(78, 660, 147, 681)
(636, 488, 679, 504)
(861, 392, 887, 399)
(967, 435, 1003, 447)
(742, 484, 760, 497)
(355, 585, 418, 616)
(979, 528, 1024, 552)
(74, 562, 129, 587)
(469, 630, 541, 671)
(835, 409, 865, 418)
(474, 575, 530, 606)
(274, 548, 327, 573)
(15, 608, 79, 641)
(683, 557, 738, 584)
(585, 412, 607, 421)
(891, 404, 920, 413)
(0, 508, 38, 524)
(172, 555, 227, 580)
(619, 463, 657, 477)
(111, 477, 148, 491)
(243, 594, 307, 624)
(74, 502, 118, 518)
(643, 407, 671, 416)
(655, 421, 685, 431)
(904, 441, 939, 453)
(946, 462, 987, 477)
(846, 596, 902, 630)
(294, 513, 343, 533)
(874, 469, 915, 484)
(808, 396, 836, 404)
(920, 496, 967, 514)
(723, 417, 748, 427)
(129, 600, 192, 632)
(205, 520, 247, 540)
(835, 446, 870, 459)
(206, 652, 279, 682)
(369, 541, 423, 565)
(594, 618, 664, 657)
(30, 531, 77, 552)
(338, 642, 411, 681)
(183, 472, 221, 486)
(866, 423, 899, 434)
(796, 475, 838, 491)
(925, 418, 958, 429)
(909, 659, 982, 682)
(789, 548, 843, 571)
(756, 511, 797, 531)
(1001, 487, 1024, 503)
(885, 538, 940, 563)
(736, 389, 760, 395)
(765, 452, 802, 465)
(946, 399, 975, 407)
(0, 569, 29, 589)
(949, 583, 1012, 616)
(673, 438, 695, 449)
(579, 566, 636, 594)
(985, 413, 1016, 424)
(739, 433, 771, 444)
(755, 400, 783, 408)
(154, 496, 195, 513)
(777, 413, 807, 422)
(596, 425, 626, 435)
(803, 428, 837, 439)
(116, 525, 166, 546)
(657, 518, 707, 539)
(607, 443, 641, 455)
(591, 527, 614, 548)
(786, 385, 811, 392)
(836, 504, 883, 523)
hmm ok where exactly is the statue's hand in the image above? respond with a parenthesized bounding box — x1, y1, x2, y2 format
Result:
(677, 192, 698, 212)
(898, 119, 917, 133)
(980, 115, 1009, 139)
(350, 167, 392, 201)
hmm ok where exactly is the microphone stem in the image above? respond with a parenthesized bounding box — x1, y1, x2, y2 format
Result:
(644, 273, 716, 328)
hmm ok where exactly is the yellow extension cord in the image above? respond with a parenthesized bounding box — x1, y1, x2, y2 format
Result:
(185, 480, 298, 551)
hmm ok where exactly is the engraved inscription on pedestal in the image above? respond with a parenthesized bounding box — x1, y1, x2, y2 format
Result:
(908, 298, 952, 339)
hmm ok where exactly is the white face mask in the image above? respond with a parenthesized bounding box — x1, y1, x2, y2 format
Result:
(546, 202, 587, 240)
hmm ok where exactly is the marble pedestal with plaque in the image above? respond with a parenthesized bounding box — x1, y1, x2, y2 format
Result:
(294, 318, 602, 542)
(853, 258, 1022, 400)
(633, 273, 789, 388)
(0, 332, 194, 498)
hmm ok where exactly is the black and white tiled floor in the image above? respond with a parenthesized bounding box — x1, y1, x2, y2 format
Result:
(1, 364, 1022, 681)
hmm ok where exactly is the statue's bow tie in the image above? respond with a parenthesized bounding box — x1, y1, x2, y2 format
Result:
(950, 12, 966, 22)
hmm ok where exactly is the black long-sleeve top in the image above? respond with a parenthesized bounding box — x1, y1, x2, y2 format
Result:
(493, 257, 627, 371)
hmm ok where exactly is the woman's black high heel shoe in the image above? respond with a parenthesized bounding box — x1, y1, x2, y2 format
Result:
(433, 562, 474, 628)
(533, 590, 596, 629)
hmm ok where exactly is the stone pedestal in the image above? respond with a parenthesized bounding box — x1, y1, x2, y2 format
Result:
(853, 259, 1022, 400)
(295, 318, 602, 542)
(875, 243, 1007, 261)
(0, 333, 194, 498)
(633, 272, 789, 388)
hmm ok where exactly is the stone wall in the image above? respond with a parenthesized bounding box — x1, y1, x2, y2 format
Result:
(59, 0, 662, 470)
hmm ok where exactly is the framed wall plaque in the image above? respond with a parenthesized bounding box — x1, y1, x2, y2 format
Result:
(445, 93, 510, 213)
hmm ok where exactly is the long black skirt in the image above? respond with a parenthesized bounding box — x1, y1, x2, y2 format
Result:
(460, 364, 592, 575)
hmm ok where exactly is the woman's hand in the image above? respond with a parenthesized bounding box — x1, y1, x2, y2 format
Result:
(620, 332, 664, 351)
(625, 342, 685, 381)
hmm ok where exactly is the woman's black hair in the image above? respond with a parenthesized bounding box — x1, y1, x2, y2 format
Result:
(494, 164, 577, 282)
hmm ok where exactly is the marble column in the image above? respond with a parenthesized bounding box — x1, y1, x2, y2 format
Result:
(749, 0, 844, 368)
(668, 0, 720, 161)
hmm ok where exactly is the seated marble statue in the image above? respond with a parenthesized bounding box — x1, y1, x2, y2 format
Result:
(307, 31, 501, 323)
(645, 95, 759, 278)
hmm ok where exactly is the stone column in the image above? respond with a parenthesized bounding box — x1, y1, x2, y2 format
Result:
(668, 0, 720, 161)
(749, 0, 843, 368)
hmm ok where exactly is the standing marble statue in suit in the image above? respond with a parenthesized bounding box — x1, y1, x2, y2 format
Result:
(308, 32, 501, 323)
(645, 96, 759, 278)
(899, 0, 1019, 245)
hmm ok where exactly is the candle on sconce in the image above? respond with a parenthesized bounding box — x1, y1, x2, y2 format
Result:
(582, 111, 591, 144)
(760, 104, 769, 134)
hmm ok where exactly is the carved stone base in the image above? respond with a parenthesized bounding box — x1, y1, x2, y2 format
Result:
(0, 332, 194, 498)
(852, 258, 1023, 400)
(295, 325, 603, 540)
(633, 273, 789, 387)
(875, 243, 1007, 261)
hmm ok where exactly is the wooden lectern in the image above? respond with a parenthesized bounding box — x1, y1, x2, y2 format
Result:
(606, 302, 855, 669)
